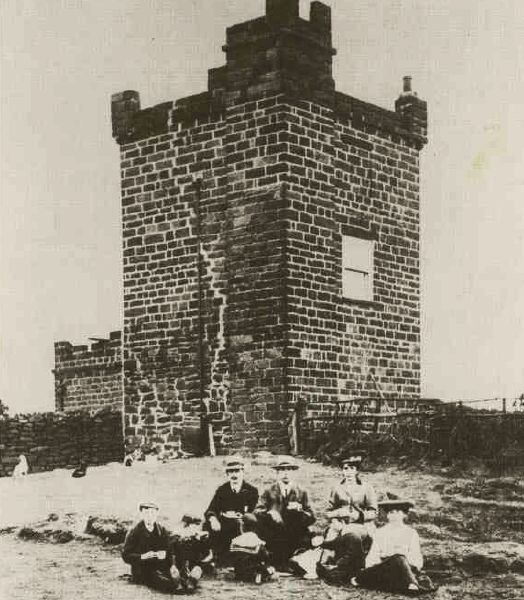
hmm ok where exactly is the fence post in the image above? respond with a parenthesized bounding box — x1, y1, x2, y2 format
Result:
(374, 397, 382, 432)
(502, 398, 507, 413)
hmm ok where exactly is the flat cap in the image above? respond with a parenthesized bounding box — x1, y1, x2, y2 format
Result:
(273, 455, 299, 470)
(224, 456, 245, 470)
(139, 500, 159, 510)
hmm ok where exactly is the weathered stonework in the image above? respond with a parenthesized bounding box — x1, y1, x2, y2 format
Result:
(0, 409, 123, 477)
(54, 331, 122, 413)
(111, 0, 428, 455)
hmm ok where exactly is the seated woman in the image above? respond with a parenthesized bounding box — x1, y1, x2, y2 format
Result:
(317, 450, 377, 584)
(352, 499, 435, 595)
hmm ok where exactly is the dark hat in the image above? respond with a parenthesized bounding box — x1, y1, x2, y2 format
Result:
(273, 456, 299, 470)
(139, 501, 159, 510)
(341, 449, 365, 466)
(378, 499, 415, 513)
(224, 456, 245, 471)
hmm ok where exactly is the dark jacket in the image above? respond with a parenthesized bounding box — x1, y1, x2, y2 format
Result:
(122, 521, 173, 577)
(204, 481, 259, 521)
(255, 482, 315, 525)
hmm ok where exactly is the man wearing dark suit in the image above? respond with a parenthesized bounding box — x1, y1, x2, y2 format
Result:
(204, 456, 259, 564)
(256, 456, 315, 569)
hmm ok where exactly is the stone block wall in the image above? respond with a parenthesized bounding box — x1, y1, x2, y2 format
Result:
(0, 409, 123, 477)
(54, 331, 122, 412)
(284, 96, 423, 412)
(111, 0, 428, 455)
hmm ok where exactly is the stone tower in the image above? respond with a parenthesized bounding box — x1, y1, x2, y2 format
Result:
(111, 0, 428, 456)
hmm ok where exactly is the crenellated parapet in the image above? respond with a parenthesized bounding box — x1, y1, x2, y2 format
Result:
(111, 0, 426, 150)
(53, 331, 122, 412)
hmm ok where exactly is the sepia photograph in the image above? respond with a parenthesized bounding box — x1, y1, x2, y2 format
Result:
(1, 1, 523, 598)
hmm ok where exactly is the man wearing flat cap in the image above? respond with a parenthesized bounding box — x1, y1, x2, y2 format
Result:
(204, 456, 259, 563)
(317, 450, 377, 584)
(122, 501, 189, 593)
(255, 456, 315, 569)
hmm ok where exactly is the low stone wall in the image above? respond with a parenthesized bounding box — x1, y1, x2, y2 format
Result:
(0, 409, 123, 477)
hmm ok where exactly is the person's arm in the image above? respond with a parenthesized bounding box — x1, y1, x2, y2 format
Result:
(159, 525, 175, 564)
(204, 487, 223, 532)
(326, 487, 358, 520)
(299, 489, 315, 525)
(122, 528, 142, 565)
(326, 487, 347, 518)
(204, 487, 222, 521)
(246, 485, 259, 513)
(360, 485, 378, 522)
(407, 528, 423, 571)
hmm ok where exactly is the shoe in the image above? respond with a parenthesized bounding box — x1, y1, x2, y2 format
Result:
(407, 583, 420, 596)
(185, 565, 202, 591)
(303, 572, 318, 580)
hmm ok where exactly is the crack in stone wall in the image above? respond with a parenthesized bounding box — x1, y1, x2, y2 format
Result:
(188, 191, 229, 416)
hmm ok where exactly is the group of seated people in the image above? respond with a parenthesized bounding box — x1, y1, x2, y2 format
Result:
(122, 451, 435, 596)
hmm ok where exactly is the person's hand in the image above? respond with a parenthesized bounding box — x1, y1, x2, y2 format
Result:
(287, 501, 302, 511)
(311, 535, 324, 548)
(156, 550, 166, 560)
(209, 516, 221, 532)
(170, 565, 180, 580)
(140, 551, 156, 560)
(269, 509, 283, 524)
(222, 510, 242, 519)
(329, 507, 350, 519)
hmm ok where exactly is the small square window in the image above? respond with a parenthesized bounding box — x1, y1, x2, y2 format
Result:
(342, 235, 374, 302)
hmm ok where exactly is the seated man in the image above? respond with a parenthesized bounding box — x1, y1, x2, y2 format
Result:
(256, 456, 315, 569)
(122, 501, 201, 594)
(317, 450, 377, 584)
(204, 456, 259, 564)
(352, 499, 436, 595)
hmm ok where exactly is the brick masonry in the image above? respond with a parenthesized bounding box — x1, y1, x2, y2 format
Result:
(110, 0, 428, 455)
(54, 331, 122, 412)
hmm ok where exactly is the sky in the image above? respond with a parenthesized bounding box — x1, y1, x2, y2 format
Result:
(1, 0, 523, 414)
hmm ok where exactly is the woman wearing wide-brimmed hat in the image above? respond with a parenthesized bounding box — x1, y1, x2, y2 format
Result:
(351, 499, 436, 595)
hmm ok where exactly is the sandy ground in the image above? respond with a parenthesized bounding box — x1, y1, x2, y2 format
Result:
(0, 457, 523, 600)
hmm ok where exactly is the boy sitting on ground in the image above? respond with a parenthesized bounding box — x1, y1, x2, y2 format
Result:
(122, 501, 202, 594)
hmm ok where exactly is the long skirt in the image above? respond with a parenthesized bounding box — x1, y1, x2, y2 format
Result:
(356, 554, 420, 593)
(317, 523, 372, 585)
